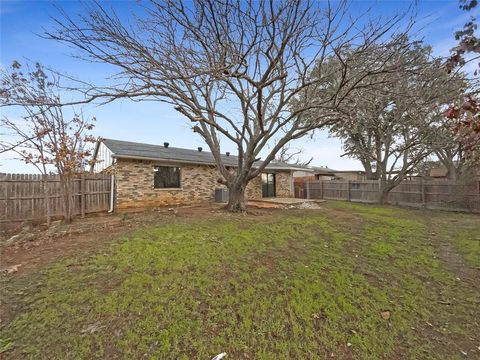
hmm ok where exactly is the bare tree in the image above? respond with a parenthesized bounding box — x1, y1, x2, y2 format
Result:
(275, 144, 312, 167)
(47, 0, 411, 211)
(428, 115, 470, 181)
(0, 61, 97, 223)
(308, 40, 466, 202)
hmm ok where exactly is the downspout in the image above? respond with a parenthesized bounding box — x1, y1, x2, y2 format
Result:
(108, 174, 115, 213)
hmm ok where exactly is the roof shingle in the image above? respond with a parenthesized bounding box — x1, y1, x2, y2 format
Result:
(101, 138, 312, 172)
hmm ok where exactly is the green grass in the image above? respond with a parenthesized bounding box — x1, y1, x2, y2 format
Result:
(451, 225, 480, 268)
(1, 202, 479, 359)
(454, 231, 480, 268)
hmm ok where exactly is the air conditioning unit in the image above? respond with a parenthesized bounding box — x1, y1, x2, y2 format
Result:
(215, 188, 229, 203)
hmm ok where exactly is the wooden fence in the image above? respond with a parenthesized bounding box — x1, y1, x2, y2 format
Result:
(0, 173, 112, 224)
(298, 179, 480, 212)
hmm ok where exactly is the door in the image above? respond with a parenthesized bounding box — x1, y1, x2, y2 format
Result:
(262, 173, 276, 197)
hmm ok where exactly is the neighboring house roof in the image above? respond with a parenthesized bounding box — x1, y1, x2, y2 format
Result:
(333, 170, 366, 174)
(310, 166, 337, 174)
(309, 166, 367, 175)
(98, 138, 312, 172)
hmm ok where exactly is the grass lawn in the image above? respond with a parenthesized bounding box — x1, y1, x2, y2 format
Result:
(1, 202, 479, 359)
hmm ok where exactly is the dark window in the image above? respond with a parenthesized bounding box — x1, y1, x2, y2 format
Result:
(153, 166, 181, 188)
(261, 173, 276, 197)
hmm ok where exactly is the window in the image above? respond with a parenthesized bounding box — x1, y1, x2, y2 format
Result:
(261, 173, 276, 198)
(153, 166, 181, 188)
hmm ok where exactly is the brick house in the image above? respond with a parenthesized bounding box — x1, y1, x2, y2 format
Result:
(92, 139, 311, 210)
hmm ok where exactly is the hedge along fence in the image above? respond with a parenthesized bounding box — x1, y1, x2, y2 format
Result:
(0, 173, 112, 225)
(299, 179, 480, 213)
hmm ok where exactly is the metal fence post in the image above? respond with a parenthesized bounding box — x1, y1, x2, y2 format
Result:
(320, 180, 324, 199)
(306, 181, 310, 199)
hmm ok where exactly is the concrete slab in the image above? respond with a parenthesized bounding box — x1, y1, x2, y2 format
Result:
(249, 197, 324, 205)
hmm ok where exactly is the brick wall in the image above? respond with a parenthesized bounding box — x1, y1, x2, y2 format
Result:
(114, 159, 291, 209)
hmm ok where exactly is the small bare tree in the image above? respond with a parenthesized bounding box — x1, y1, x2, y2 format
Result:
(0, 61, 97, 223)
(275, 144, 312, 167)
(47, 0, 411, 211)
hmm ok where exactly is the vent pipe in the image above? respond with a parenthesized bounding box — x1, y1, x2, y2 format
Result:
(164, 142, 169, 148)
(226, 152, 230, 156)
(198, 147, 203, 152)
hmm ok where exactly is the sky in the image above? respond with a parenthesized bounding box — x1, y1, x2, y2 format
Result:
(0, 0, 477, 173)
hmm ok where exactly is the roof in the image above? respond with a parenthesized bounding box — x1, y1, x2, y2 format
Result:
(99, 138, 312, 172)
(310, 166, 337, 174)
(333, 170, 366, 174)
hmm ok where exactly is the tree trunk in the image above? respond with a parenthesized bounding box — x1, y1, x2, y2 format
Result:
(378, 188, 390, 204)
(378, 181, 394, 205)
(226, 180, 248, 212)
(446, 166, 459, 181)
(42, 175, 51, 227)
(60, 177, 74, 223)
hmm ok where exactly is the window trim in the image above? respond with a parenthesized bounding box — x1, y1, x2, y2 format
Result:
(153, 165, 182, 189)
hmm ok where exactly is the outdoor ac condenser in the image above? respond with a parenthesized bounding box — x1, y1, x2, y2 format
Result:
(215, 188, 229, 203)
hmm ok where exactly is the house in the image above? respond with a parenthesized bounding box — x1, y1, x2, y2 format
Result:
(92, 138, 311, 210)
(332, 170, 367, 181)
(294, 166, 366, 181)
(429, 165, 449, 178)
(294, 166, 337, 181)
(428, 163, 480, 181)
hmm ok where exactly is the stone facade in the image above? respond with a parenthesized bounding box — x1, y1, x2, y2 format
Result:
(114, 158, 292, 209)
(275, 171, 293, 197)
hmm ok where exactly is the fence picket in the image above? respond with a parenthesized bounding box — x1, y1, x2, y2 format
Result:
(0, 173, 112, 224)
(300, 179, 479, 212)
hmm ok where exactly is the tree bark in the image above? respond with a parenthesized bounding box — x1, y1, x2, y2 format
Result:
(42, 175, 51, 227)
(446, 166, 459, 181)
(378, 188, 390, 204)
(60, 176, 74, 223)
(226, 180, 248, 212)
(378, 181, 394, 205)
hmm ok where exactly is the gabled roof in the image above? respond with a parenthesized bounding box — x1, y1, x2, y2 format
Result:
(99, 138, 312, 172)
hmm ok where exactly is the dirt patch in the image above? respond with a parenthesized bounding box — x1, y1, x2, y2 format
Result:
(0, 204, 282, 277)
(1, 216, 130, 277)
(425, 217, 480, 287)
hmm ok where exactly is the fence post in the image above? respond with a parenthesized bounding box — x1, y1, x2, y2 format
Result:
(43, 174, 51, 226)
(5, 174, 9, 221)
(81, 173, 86, 218)
(421, 178, 426, 208)
(347, 180, 351, 201)
(320, 180, 324, 199)
(306, 181, 310, 199)
(377, 179, 382, 203)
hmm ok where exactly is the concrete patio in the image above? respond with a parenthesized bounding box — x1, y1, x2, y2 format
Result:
(248, 198, 325, 209)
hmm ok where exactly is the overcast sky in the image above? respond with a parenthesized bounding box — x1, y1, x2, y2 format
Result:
(1, 0, 477, 173)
